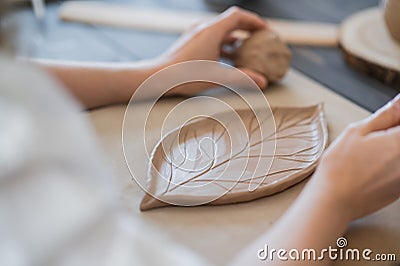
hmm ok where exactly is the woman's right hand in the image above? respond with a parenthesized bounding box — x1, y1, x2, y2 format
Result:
(311, 94, 400, 222)
(233, 95, 400, 266)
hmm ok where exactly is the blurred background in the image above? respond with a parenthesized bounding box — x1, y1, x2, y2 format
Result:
(2, 0, 398, 111)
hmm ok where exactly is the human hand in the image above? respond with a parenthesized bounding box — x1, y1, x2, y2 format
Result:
(311, 94, 400, 222)
(156, 7, 268, 96)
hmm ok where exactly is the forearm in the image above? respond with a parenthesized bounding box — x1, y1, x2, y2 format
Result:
(35, 59, 163, 109)
(232, 174, 351, 265)
(27, 8, 269, 109)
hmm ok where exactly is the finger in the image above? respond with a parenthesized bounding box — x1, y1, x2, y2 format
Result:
(216, 7, 268, 33)
(360, 94, 400, 134)
(231, 30, 251, 40)
(238, 68, 268, 89)
(385, 125, 400, 149)
(222, 34, 238, 45)
(222, 30, 250, 44)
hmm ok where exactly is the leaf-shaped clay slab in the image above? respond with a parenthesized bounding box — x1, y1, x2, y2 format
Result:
(140, 104, 327, 211)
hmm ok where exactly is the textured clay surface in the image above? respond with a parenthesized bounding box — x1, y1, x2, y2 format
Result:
(234, 29, 292, 82)
(141, 105, 327, 211)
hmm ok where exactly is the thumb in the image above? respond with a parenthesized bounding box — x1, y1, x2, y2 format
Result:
(239, 68, 268, 89)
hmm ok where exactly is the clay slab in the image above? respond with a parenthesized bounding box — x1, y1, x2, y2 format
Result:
(141, 104, 327, 210)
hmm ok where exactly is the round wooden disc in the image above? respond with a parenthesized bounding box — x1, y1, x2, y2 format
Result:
(340, 8, 400, 85)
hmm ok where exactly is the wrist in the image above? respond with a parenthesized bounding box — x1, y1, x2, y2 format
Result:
(306, 170, 353, 227)
(112, 58, 166, 104)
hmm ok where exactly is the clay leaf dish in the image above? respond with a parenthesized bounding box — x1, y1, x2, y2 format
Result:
(140, 105, 327, 211)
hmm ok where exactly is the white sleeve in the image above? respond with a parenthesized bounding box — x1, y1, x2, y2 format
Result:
(0, 58, 206, 266)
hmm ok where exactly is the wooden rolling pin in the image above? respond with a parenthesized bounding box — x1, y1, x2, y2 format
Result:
(59, 1, 338, 47)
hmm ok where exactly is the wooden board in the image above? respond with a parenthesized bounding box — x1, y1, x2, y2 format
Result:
(59, 1, 339, 47)
(340, 8, 400, 85)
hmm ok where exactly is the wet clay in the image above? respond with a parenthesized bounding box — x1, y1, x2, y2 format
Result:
(140, 105, 327, 211)
(234, 29, 292, 82)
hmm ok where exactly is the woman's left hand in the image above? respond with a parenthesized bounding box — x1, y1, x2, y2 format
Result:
(156, 6, 268, 95)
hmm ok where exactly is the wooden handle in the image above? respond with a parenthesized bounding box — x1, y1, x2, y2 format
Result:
(59, 1, 338, 47)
